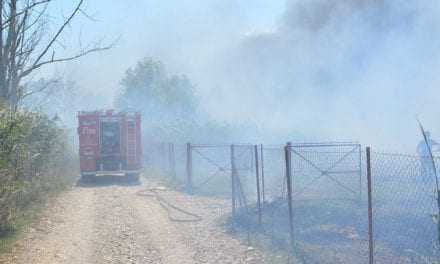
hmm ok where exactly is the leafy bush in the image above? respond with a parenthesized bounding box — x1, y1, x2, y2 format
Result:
(0, 106, 77, 228)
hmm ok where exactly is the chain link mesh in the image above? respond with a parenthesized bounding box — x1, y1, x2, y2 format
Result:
(147, 142, 440, 263)
(371, 152, 440, 263)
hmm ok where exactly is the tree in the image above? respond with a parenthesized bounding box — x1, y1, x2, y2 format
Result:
(116, 57, 198, 141)
(0, 0, 111, 108)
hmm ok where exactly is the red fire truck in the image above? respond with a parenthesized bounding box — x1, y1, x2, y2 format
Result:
(77, 110, 142, 181)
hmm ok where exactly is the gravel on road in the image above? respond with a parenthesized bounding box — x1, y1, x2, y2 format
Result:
(0, 177, 266, 264)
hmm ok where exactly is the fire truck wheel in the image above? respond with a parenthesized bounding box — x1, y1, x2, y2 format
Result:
(81, 173, 96, 183)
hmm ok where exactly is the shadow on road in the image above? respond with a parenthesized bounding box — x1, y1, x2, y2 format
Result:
(76, 175, 141, 188)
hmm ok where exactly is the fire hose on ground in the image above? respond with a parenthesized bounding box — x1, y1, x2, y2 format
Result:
(136, 187, 202, 223)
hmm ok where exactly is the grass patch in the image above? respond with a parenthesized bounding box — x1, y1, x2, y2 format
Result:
(226, 199, 368, 263)
(0, 183, 72, 254)
(0, 207, 38, 254)
(0, 224, 19, 252)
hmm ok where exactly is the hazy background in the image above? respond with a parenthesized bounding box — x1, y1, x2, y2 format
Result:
(36, 0, 440, 152)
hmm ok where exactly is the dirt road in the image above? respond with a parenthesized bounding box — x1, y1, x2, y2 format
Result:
(0, 177, 266, 264)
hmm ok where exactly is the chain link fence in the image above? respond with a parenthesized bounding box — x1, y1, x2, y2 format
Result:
(286, 143, 368, 264)
(145, 141, 440, 264)
(371, 152, 440, 263)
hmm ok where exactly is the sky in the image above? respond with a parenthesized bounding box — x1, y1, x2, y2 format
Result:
(41, 0, 440, 152)
(52, 0, 285, 99)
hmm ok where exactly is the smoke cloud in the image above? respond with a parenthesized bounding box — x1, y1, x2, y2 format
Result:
(43, 0, 440, 152)
(192, 0, 440, 151)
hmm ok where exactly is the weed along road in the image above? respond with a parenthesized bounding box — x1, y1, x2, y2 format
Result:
(0, 176, 266, 264)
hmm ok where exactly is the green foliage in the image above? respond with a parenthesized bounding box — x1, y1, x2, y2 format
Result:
(115, 57, 252, 143)
(0, 105, 77, 230)
(117, 57, 197, 117)
(116, 57, 198, 141)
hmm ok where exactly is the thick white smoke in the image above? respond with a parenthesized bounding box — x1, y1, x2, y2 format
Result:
(192, 0, 440, 151)
(45, 0, 440, 152)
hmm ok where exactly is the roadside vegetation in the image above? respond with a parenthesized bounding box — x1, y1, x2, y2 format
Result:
(0, 0, 109, 252)
(0, 104, 78, 251)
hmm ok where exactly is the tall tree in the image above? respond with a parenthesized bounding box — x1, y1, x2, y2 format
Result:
(116, 57, 198, 141)
(0, 0, 111, 108)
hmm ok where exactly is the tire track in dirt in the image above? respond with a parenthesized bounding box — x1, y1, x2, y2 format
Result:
(90, 186, 162, 264)
(0, 187, 96, 264)
(0, 178, 267, 264)
(132, 181, 266, 264)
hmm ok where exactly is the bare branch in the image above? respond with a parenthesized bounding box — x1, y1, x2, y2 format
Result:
(20, 44, 113, 78)
(20, 77, 60, 99)
(30, 0, 84, 69)
(1, 0, 50, 29)
(0, 0, 113, 106)
(22, 2, 48, 33)
(79, 8, 99, 22)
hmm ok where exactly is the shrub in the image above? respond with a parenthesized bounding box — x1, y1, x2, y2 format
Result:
(0, 106, 77, 228)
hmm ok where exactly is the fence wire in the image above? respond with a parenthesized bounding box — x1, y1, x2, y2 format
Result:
(371, 152, 440, 264)
(251, 146, 291, 256)
(190, 145, 231, 197)
(147, 142, 440, 264)
(286, 144, 368, 263)
(143, 142, 187, 188)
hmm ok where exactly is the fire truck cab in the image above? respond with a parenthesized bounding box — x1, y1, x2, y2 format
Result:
(77, 110, 142, 181)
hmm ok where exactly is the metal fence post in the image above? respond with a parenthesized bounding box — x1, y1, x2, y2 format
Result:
(366, 147, 374, 264)
(285, 142, 294, 260)
(254, 145, 262, 225)
(231, 144, 237, 218)
(260, 144, 265, 205)
(186, 142, 193, 193)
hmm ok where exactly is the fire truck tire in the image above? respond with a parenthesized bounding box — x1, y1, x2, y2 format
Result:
(81, 173, 96, 183)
